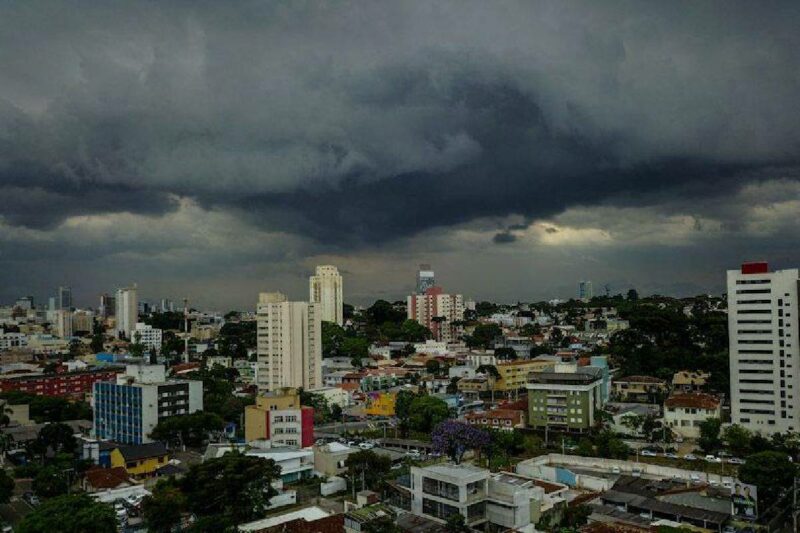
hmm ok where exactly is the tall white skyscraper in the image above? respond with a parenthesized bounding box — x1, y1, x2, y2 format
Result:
(256, 292, 322, 393)
(309, 265, 344, 325)
(115, 285, 138, 340)
(728, 262, 800, 435)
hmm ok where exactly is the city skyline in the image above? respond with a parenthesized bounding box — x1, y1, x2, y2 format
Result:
(1, 2, 799, 308)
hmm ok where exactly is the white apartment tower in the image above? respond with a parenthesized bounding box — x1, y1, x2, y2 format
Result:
(256, 292, 322, 393)
(309, 265, 344, 325)
(115, 285, 138, 340)
(407, 286, 465, 343)
(728, 262, 800, 435)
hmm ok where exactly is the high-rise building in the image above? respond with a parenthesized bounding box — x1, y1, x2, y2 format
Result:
(256, 292, 322, 393)
(99, 293, 116, 317)
(407, 286, 465, 342)
(14, 296, 34, 310)
(416, 264, 435, 294)
(71, 310, 94, 334)
(309, 265, 344, 325)
(115, 286, 138, 340)
(160, 299, 174, 313)
(578, 280, 593, 301)
(58, 286, 73, 310)
(93, 364, 203, 444)
(728, 261, 800, 435)
(54, 309, 73, 339)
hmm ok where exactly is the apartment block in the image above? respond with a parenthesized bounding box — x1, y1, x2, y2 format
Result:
(407, 287, 465, 343)
(525, 365, 604, 432)
(728, 262, 800, 434)
(93, 364, 203, 444)
(256, 292, 322, 393)
(309, 265, 344, 325)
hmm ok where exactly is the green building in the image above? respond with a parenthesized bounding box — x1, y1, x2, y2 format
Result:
(525, 366, 604, 432)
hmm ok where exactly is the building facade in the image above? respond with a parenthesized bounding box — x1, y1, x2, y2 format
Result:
(133, 322, 163, 351)
(525, 366, 604, 432)
(416, 264, 435, 294)
(309, 265, 344, 325)
(93, 364, 203, 444)
(256, 292, 322, 393)
(0, 367, 124, 399)
(728, 262, 800, 434)
(115, 286, 138, 340)
(664, 393, 721, 439)
(407, 287, 465, 343)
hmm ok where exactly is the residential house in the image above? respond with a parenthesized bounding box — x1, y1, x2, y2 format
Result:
(664, 393, 721, 439)
(612, 376, 668, 403)
(672, 370, 710, 393)
(110, 442, 169, 480)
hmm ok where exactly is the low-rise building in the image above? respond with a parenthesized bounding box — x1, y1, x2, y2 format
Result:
(664, 393, 721, 439)
(672, 370, 711, 393)
(611, 376, 668, 403)
(133, 322, 162, 351)
(306, 386, 350, 408)
(410, 463, 489, 528)
(495, 359, 554, 391)
(244, 388, 313, 446)
(313, 441, 358, 477)
(465, 408, 526, 431)
(110, 442, 169, 480)
(0, 367, 124, 400)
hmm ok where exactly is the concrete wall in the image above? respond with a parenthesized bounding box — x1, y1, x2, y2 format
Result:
(320, 476, 347, 496)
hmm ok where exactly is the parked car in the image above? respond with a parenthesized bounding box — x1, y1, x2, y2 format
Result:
(641, 450, 658, 457)
(405, 449, 421, 458)
(358, 442, 375, 450)
(727, 457, 745, 465)
(705, 455, 722, 463)
(683, 454, 698, 461)
(664, 452, 679, 459)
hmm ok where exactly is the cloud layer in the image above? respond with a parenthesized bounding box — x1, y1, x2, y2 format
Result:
(1, 1, 799, 306)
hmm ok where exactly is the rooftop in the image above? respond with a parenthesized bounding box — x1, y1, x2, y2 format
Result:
(613, 375, 665, 384)
(238, 505, 331, 532)
(664, 392, 720, 410)
(117, 442, 168, 461)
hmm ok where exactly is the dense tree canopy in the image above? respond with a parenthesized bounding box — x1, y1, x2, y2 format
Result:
(0, 392, 91, 423)
(344, 450, 392, 491)
(17, 494, 117, 533)
(150, 411, 225, 447)
(739, 451, 796, 504)
(142, 479, 187, 533)
(180, 452, 282, 529)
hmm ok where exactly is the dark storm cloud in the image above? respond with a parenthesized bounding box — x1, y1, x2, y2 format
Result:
(0, 1, 799, 245)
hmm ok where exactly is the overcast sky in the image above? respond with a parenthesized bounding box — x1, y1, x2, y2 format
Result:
(1, 1, 799, 310)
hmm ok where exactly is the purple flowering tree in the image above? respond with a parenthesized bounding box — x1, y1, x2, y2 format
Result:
(431, 420, 491, 465)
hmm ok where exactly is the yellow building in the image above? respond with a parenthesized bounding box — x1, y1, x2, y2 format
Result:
(110, 442, 169, 480)
(245, 387, 302, 442)
(495, 359, 554, 391)
(364, 392, 396, 416)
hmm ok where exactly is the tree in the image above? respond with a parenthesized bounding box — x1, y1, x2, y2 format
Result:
(425, 359, 441, 375)
(17, 494, 117, 533)
(400, 319, 432, 342)
(561, 504, 592, 529)
(90, 333, 104, 353)
(394, 390, 417, 438)
(466, 323, 501, 349)
(627, 289, 639, 302)
(344, 450, 392, 492)
(494, 347, 517, 361)
(32, 465, 69, 498)
(408, 395, 450, 433)
(30, 423, 76, 459)
(444, 512, 469, 532)
(180, 452, 282, 529)
(722, 424, 753, 457)
(739, 451, 797, 503)
(432, 421, 491, 465)
(698, 418, 722, 454)
(0, 469, 13, 504)
(142, 479, 187, 533)
(150, 411, 225, 447)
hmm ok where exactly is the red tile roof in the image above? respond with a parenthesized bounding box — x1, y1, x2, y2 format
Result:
(84, 467, 132, 490)
(664, 392, 720, 410)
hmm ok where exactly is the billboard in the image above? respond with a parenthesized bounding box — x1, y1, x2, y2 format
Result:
(731, 482, 758, 519)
